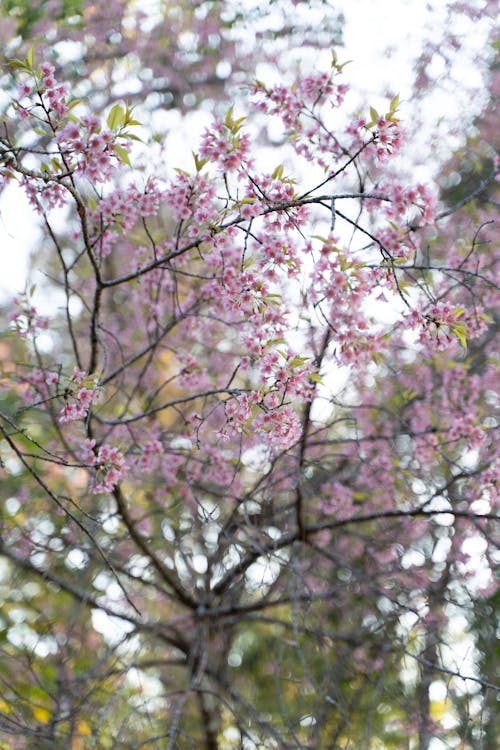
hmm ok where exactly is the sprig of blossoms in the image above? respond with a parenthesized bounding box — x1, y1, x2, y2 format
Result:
(408, 302, 487, 352)
(59, 369, 101, 424)
(8, 294, 48, 338)
(82, 438, 127, 494)
(14, 60, 68, 119)
(56, 115, 127, 183)
(200, 107, 252, 173)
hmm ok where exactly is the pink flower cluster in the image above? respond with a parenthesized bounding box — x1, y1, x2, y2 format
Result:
(177, 354, 211, 390)
(219, 266, 270, 315)
(448, 414, 485, 448)
(302, 71, 348, 106)
(371, 116, 403, 161)
(408, 302, 486, 352)
(243, 173, 309, 233)
(8, 296, 48, 338)
(200, 120, 252, 173)
(216, 394, 302, 452)
(319, 481, 356, 520)
(82, 438, 127, 494)
(408, 304, 452, 349)
(39, 62, 68, 116)
(259, 350, 315, 402)
(163, 171, 217, 229)
(223, 393, 254, 432)
(252, 70, 347, 130)
(307, 238, 389, 366)
(90, 180, 164, 258)
(59, 369, 100, 424)
(254, 405, 302, 451)
(482, 462, 500, 499)
(131, 438, 163, 474)
(376, 181, 437, 226)
(21, 176, 67, 214)
(16, 62, 68, 119)
(253, 82, 301, 127)
(56, 115, 124, 183)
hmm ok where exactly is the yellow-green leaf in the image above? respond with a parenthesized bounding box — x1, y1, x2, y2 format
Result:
(193, 152, 208, 172)
(224, 105, 234, 128)
(26, 46, 35, 69)
(452, 323, 468, 350)
(113, 144, 131, 166)
(107, 104, 125, 131)
(272, 164, 284, 180)
(8, 58, 29, 69)
(290, 356, 309, 368)
(390, 94, 399, 111)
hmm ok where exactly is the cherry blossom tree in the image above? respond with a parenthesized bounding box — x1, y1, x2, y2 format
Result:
(0, 2, 498, 749)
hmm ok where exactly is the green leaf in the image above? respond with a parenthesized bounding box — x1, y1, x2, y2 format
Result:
(8, 58, 30, 70)
(331, 50, 351, 71)
(452, 323, 468, 350)
(242, 254, 255, 270)
(67, 98, 85, 111)
(224, 105, 245, 133)
(479, 312, 493, 324)
(272, 164, 284, 180)
(290, 356, 309, 368)
(113, 144, 131, 166)
(224, 105, 234, 128)
(26, 45, 35, 69)
(107, 104, 125, 131)
(122, 132, 143, 142)
(193, 152, 208, 172)
(123, 105, 141, 127)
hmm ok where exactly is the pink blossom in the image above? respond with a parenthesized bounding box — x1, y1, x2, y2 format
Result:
(82, 441, 127, 494)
